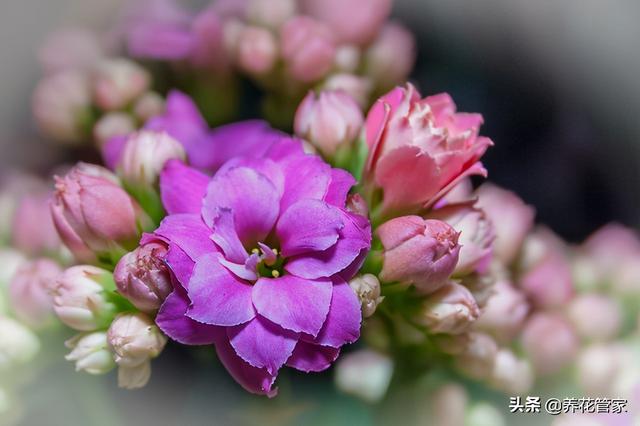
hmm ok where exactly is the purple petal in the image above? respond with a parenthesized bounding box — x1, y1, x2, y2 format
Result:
(286, 341, 340, 372)
(188, 120, 285, 172)
(202, 167, 280, 247)
(165, 244, 194, 289)
(252, 275, 332, 337)
(279, 154, 332, 212)
(285, 210, 371, 279)
(263, 137, 306, 161)
(128, 24, 194, 60)
(310, 278, 361, 348)
(156, 288, 218, 345)
(216, 158, 285, 198)
(160, 160, 209, 215)
(276, 199, 343, 257)
(227, 316, 299, 375)
(154, 214, 215, 261)
(209, 208, 248, 264)
(214, 334, 277, 397)
(186, 253, 255, 326)
(145, 90, 208, 153)
(219, 257, 258, 282)
(324, 168, 356, 207)
(101, 135, 127, 170)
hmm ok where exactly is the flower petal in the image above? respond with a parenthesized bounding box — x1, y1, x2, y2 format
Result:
(164, 244, 194, 289)
(160, 160, 209, 215)
(214, 334, 277, 397)
(252, 275, 332, 337)
(286, 341, 340, 372)
(153, 214, 216, 261)
(186, 253, 255, 326)
(285, 210, 371, 279)
(324, 168, 356, 207)
(227, 316, 299, 375)
(279, 154, 331, 212)
(276, 199, 343, 258)
(209, 208, 248, 264)
(310, 278, 361, 348)
(202, 167, 280, 247)
(156, 288, 218, 345)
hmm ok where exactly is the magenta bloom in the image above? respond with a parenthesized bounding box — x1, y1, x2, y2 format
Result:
(149, 137, 370, 396)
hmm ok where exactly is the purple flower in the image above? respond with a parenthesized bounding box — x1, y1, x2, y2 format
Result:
(148, 137, 370, 396)
(102, 91, 286, 173)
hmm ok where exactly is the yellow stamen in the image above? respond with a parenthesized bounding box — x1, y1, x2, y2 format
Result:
(271, 270, 280, 278)
(251, 248, 259, 254)
(272, 248, 278, 255)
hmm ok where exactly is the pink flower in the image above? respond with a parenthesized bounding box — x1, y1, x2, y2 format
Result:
(474, 280, 529, 344)
(114, 242, 173, 313)
(364, 23, 415, 89)
(428, 202, 495, 276)
(567, 294, 622, 341)
(475, 183, 535, 265)
(50, 163, 150, 264)
(415, 281, 480, 334)
(9, 259, 62, 328)
(518, 227, 574, 309)
(236, 26, 278, 74)
(294, 90, 364, 158)
(377, 216, 460, 294)
(301, 0, 391, 46)
(92, 59, 151, 111)
(246, 0, 296, 29)
(280, 16, 336, 82)
(364, 84, 492, 220)
(322, 73, 373, 108)
(11, 192, 61, 257)
(521, 313, 578, 376)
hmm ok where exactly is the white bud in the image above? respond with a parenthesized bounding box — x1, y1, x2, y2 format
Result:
(118, 361, 152, 390)
(0, 316, 40, 370)
(334, 349, 393, 403)
(65, 331, 115, 375)
(349, 274, 384, 318)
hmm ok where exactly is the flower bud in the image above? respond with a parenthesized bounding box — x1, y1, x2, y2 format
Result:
(236, 26, 278, 75)
(93, 112, 136, 148)
(118, 361, 152, 390)
(51, 163, 149, 264)
(322, 73, 372, 108)
(133, 92, 165, 123)
(521, 313, 578, 376)
(576, 344, 623, 396)
(107, 313, 167, 368)
(114, 242, 172, 313)
(427, 383, 468, 426)
(294, 90, 364, 158)
(454, 332, 498, 380)
(475, 183, 535, 265)
(280, 16, 336, 82)
(567, 294, 622, 341)
(52, 265, 118, 331)
(474, 280, 529, 344)
(11, 192, 62, 257)
(377, 216, 460, 294)
(0, 316, 40, 369)
(415, 281, 480, 334)
(92, 59, 151, 111)
(518, 228, 574, 309)
(65, 331, 115, 375)
(348, 274, 384, 318)
(334, 349, 393, 403)
(118, 130, 186, 188)
(32, 71, 92, 144)
(429, 203, 495, 276)
(9, 259, 61, 328)
(334, 45, 361, 73)
(465, 403, 505, 426)
(364, 23, 415, 89)
(489, 349, 533, 395)
(301, 0, 391, 46)
(246, 0, 296, 29)
(346, 193, 369, 218)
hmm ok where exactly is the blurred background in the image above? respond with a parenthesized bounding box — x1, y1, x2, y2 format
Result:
(1, 0, 639, 424)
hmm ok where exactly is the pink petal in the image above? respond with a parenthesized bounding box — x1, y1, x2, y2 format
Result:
(202, 167, 280, 247)
(276, 199, 343, 257)
(286, 341, 340, 372)
(252, 275, 332, 337)
(279, 154, 332, 212)
(160, 160, 209, 215)
(227, 316, 299, 375)
(186, 253, 255, 326)
(324, 168, 356, 207)
(214, 335, 278, 397)
(165, 244, 194, 288)
(209, 208, 248, 264)
(424, 161, 488, 209)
